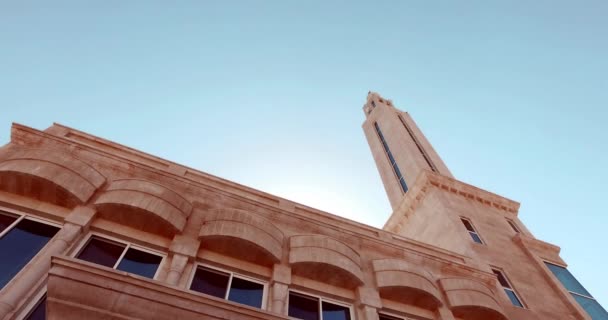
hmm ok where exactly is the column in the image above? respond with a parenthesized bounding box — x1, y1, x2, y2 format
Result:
(356, 286, 382, 320)
(163, 235, 200, 287)
(270, 264, 291, 315)
(0, 206, 96, 320)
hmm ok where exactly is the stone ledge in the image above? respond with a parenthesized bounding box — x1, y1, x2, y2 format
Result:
(47, 256, 288, 320)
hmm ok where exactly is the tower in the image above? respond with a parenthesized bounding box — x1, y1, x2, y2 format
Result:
(362, 91, 453, 210)
(363, 92, 607, 320)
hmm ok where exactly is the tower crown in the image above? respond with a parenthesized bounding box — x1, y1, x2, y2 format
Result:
(362, 93, 453, 209)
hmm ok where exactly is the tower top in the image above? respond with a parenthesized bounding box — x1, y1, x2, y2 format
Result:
(363, 91, 395, 118)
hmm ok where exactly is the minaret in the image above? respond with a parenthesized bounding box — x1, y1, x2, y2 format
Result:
(362, 92, 453, 210)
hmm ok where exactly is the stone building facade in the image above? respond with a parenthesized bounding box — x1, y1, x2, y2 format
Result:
(0, 92, 605, 320)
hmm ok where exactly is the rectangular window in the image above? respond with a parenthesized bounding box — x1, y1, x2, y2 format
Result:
(460, 218, 483, 244)
(379, 312, 416, 320)
(506, 219, 520, 233)
(491, 268, 525, 308)
(398, 114, 438, 173)
(545, 262, 608, 319)
(288, 291, 352, 320)
(76, 235, 163, 279)
(374, 122, 408, 193)
(25, 295, 46, 320)
(189, 265, 266, 309)
(0, 210, 60, 289)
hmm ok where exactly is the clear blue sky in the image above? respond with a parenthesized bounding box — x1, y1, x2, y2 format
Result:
(1, 0, 607, 308)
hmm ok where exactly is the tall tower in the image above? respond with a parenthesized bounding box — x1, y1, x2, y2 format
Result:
(364, 92, 608, 320)
(362, 91, 452, 210)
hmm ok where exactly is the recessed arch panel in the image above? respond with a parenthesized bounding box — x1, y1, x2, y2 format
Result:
(198, 208, 284, 265)
(95, 179, 192, 237)
(373, 259, 442, 309)
(439, 277, 508, 320)
(289, 235, 363, 288)
(0, 148, 105, 207)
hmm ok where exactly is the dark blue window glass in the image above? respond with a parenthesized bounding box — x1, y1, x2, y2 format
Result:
(505, 289, 524, 308)
(469, 232, 483, 244)
(77, 237, 125, 268)
(0, 219, 59, 289)
(545, 262, 608, 319)
(545, 263, 591, 297)
(227, 277, 264, 308)
(116, 248, 162, 279)
(393, 164, 402, 178)
(399, 178, 409, 193)
(190, 267, 229, 299)
(322, 301, 351, 320)
(288, 292, 319, 320)
(25, 295, 46, 320)
(375, 122, 408, 193)
(572, 294, 608, 320)
(387, 150, 396, 165)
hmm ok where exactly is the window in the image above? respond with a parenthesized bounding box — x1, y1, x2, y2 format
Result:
(0, 210, 60, 289)
(460, 218, 483, 244)
(76, 236, 163, 279)
(492, 268, 525, 308)
(288, 291, 352, 320)
(398, 114, 438, 173)
(374, 122, 408, 193)
(379, 312, 418, 320)
(189, 265, 266, 309)
(24, 295, 46, 320)
(545, 262, 608, 319)
(506, 219, 520, 233)
(379, 314, 402, 320)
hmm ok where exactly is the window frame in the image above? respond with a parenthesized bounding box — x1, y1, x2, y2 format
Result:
(505, 219, 520, 233)
(187, 262, 268, 310)
(378, 310, 417, 320)
(0, 206, 62, 291)
(71, 232, 166, 280)
(374, 122, 408, 193)
(287, 288, 354, 320)
(16, 286, 47, 320)
(0, 207, 62, 239)
(543, 260, 602, 302)
(491, 267, 526, 308)
(459, 217, 484, 245)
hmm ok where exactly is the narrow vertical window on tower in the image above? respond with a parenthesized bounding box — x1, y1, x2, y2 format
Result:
(492, 268, 525, 308)
(544, 262, 608, 319)
(374, 122, 408, 193)
(398, 114, 438, 173)
(460, 218, 483, 244)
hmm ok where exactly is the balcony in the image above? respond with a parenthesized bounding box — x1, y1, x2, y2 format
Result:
(46, 256, 287, 320)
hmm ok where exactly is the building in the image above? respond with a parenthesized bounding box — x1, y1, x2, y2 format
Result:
(0, 92, 605, 320)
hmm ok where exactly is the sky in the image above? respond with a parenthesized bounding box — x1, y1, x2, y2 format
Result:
(1, 0, 607, 309)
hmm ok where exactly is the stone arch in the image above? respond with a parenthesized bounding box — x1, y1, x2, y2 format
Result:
(94, 179, 192, 237)
(372, 259, 442, 309)
(0, 147, 105, 207)
(198, 208, 284, 266)
(439, 277, 508, 320)
(289, 234, 363, 288)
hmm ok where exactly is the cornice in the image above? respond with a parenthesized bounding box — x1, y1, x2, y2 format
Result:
(8, 122, 487, 275)
(384, 170, 520, 232)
